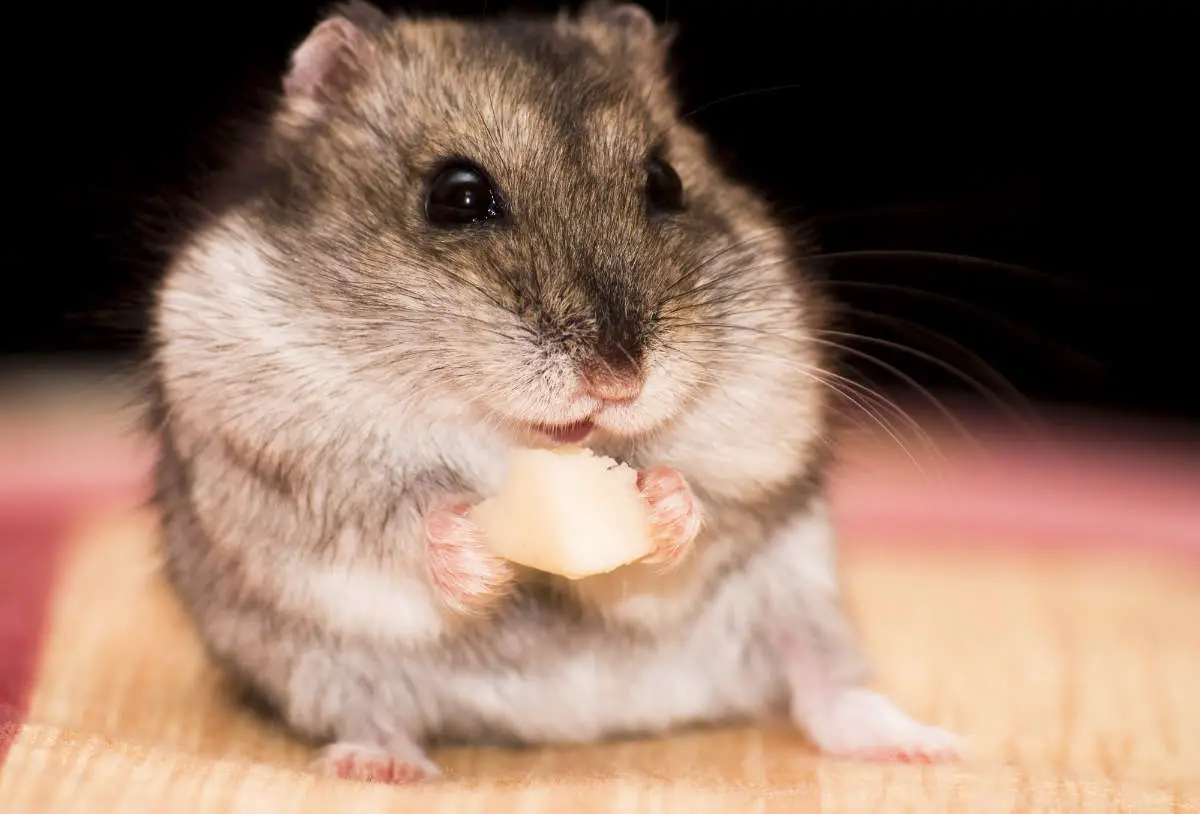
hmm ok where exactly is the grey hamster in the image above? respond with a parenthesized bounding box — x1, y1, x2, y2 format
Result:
(147, 0, 964, 783)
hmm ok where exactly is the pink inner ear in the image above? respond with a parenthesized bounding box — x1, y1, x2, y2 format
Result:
(283, 17, 366, 102)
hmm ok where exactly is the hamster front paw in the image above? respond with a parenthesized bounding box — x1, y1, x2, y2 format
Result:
(423, 498, 516, 615)
(315, 741, 441, 785)
(636, 466, 703, 569)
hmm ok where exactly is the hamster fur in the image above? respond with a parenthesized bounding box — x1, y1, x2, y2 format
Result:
(148, 0, 964, 782)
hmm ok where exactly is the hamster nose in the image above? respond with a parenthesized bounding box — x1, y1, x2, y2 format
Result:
(578, 361, 644, 404)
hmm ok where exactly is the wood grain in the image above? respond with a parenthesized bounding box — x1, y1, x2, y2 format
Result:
(2, 505, 1197, 813)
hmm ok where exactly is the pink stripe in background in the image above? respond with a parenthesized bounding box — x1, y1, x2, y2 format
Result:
(832, 429, 1200, 561)
(0, 431, 153, 764)
(0, 520, 71, 762)
(0, 431, 155, 525)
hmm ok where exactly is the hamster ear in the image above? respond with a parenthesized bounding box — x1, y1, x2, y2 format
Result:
(581, 1, 677, 50)
(283, 1, 389, 106)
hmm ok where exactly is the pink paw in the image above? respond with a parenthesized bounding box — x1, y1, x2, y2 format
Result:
(315, 742, 440, 785)
(423, 499, 515, 615)
(798, 688, 966, 763)
(636, 466, 703, 569)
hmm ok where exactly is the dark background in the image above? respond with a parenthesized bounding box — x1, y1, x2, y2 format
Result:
(5, 1, 1196, 425)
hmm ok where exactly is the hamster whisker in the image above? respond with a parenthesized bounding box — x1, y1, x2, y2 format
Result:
(830, 305, 1045, 432)
(651, 83, 807, 146)
(686, 293, 1032, 430)
(799, 249, 1099, 294)
(662, 252, 810, 308)
(670, 248, 1101, 379)
(701, 296, 1026, 421)
(808, 338, 977, 452)
(816, 328, 1014, 438)
(661, 356, 926, 476)
(659, 230, 786, 301)
(821, 279, 1101, 372)
(680, 321, 978, 451)
(668, 336, 940, 469)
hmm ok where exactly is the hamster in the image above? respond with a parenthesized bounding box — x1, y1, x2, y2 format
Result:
(147, 0, 964, 783)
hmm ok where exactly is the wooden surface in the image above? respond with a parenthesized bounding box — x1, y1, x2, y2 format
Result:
(1, 394, 1199, 812)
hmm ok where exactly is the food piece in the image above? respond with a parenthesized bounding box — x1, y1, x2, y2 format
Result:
(469, 445, 655, 580)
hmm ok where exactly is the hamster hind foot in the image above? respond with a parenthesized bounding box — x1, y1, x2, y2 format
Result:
(423, 498, 516, 616)
(315, 741, 442, 785)
(782, 634, 966, 763)
(797, 687, 967, 763)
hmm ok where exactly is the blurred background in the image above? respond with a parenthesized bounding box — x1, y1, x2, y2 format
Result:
(2, 0, 1196, 429)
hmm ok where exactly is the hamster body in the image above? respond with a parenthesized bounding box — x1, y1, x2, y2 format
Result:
(149, 0, 963, 781)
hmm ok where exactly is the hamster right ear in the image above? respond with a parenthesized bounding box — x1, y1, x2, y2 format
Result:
(580, 1, 676, 49)
(282, 1, 389, 111)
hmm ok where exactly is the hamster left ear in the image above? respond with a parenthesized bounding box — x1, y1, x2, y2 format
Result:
(582, 1, 677, 50)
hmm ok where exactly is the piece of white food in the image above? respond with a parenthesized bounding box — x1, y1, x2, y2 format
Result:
(469, 446, 654, 580)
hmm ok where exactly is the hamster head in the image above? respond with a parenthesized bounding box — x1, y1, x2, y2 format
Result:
(181, 0, 828, 449)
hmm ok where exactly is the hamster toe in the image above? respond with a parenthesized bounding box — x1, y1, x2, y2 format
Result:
(637, 466, 703, 565)
(799, 688, 966, 763)
(315, 741, 441, 785)
(424, 499, 515, 615)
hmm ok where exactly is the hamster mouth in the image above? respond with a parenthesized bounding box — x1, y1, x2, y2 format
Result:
(531, 420, 595, 445)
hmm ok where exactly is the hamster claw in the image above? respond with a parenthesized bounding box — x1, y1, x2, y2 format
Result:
(423, 499, 516, 615)
(636, 466, 703, 569)
(315, 741, 441, 785)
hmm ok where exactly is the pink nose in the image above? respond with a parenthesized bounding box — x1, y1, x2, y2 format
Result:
(579, 364, 644, 404)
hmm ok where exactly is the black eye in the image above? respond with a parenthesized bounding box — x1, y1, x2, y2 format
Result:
(645, 154, 685, 214)
(425, 161, 504, 227)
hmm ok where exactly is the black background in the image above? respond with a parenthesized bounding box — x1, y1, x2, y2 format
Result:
(5, 1, 1195, 425)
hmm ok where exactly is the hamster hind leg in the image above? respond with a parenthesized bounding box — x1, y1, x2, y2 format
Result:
(762, 503, 967, 762)
(300, 685, 441, 785)
(780, 631, 967, 763)
(275, 643, 443, 785)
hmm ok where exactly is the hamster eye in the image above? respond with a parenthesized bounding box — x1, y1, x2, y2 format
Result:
(645, 153, 685, 214)
(425, 160, 504, 227)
